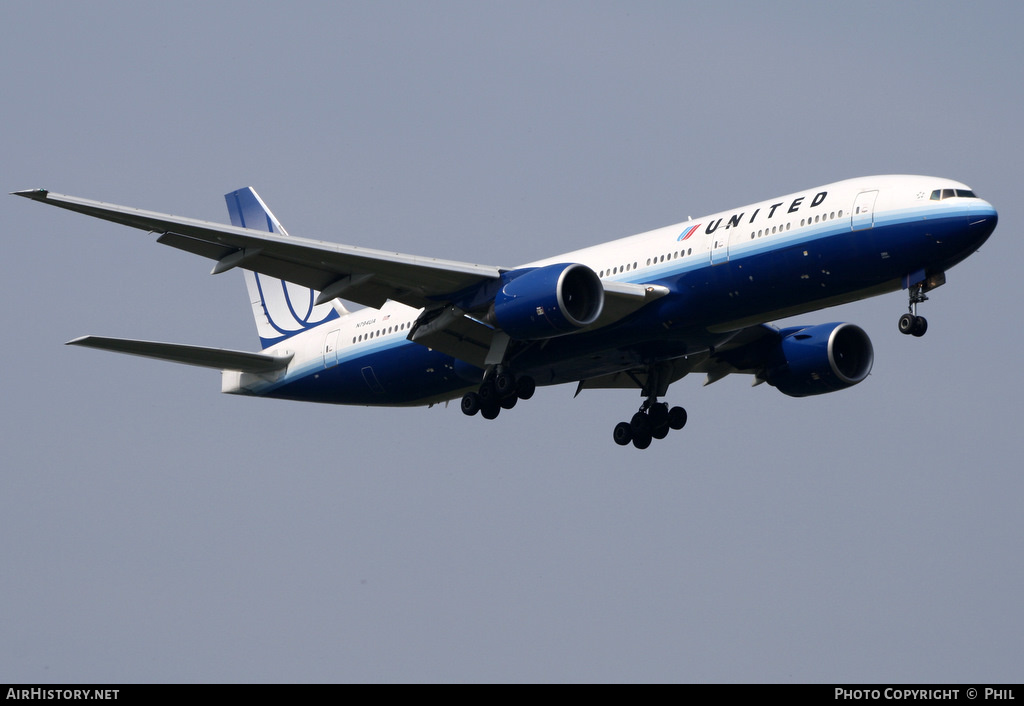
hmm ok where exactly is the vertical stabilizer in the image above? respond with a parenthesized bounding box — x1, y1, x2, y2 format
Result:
(225, 188, 345, 349)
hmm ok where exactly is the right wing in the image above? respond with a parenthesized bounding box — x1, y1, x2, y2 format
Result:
(67, 335, 293, 374)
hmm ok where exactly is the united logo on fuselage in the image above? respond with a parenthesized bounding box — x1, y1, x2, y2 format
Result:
(677, 224, 701, 241)
(703, 190, 829, 235)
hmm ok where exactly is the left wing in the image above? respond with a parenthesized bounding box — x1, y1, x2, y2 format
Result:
(574, 324, 781, 393)
(13, 189, 502, 311)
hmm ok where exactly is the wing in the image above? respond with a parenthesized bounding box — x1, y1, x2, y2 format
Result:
(575, 324, 782, 392)
(16, 188, 668, 368)
(14, 189, 501, 311)
(67, 335, 293, 373)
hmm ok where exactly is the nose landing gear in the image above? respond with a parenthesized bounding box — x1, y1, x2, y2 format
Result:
(898, 283, 929, 337)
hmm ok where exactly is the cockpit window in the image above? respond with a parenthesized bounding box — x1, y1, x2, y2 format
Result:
(930, 188, 978, 201)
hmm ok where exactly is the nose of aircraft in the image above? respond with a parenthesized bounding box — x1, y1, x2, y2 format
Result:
(968, 199, 998, 247)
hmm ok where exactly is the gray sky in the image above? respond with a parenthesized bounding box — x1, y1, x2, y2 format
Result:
(2, 1, 1021, 683)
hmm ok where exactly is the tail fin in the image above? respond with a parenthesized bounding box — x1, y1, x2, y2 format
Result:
(225, 188, 345, 349)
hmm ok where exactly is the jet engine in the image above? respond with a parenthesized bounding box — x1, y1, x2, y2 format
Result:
(491, 263, 604, 339)
(765, 322, 874, 397)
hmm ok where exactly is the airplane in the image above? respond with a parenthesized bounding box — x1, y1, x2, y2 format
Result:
(13, 175, 997, 449)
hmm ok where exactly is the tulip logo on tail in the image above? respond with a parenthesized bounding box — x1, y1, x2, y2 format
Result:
(225, 187, 341, 349)
(246, 271, 339, 348)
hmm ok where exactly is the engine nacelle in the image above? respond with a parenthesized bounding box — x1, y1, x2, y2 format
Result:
(765, 322, 874, 397)
(492, 263, 604, 340)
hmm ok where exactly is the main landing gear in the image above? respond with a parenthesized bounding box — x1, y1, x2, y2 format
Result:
(461, 370, 536, 421)
(612, 399, 688, 450)
(898, 283, 929, 337)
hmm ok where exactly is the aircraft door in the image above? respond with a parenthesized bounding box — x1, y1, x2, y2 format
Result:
(323, 329, 340, 368)
(708, 225, 729, 265)
(851, 190, 878, 231)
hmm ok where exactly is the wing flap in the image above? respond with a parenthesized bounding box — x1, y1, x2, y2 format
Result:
(691, 324, 781, 385)
(410, 311, 496, 368)
(67, 335, 293, 373)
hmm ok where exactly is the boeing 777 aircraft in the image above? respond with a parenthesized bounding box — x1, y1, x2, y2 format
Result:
(14, 175, 997, 448)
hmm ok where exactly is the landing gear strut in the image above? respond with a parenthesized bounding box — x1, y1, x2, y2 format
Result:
(613, 399, 687, 449)
(461, 369, 535, 421)
(898, 283, 928, 337)
(611, 363, 688, 449)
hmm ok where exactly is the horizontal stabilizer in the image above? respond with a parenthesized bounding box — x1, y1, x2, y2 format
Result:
(67, 335, 293, 373)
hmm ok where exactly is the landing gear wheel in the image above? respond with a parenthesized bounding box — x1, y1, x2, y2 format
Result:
(500, 394, 518, 410)
(629, 411, 654, 449)
(515, 376, 536, 400)
(461, 392, 481, 416)
(648, 402, 669, 428)
(480, 403, 500, 420)
(478, 380, 497, 403)
(494, 371, 516, 398)
(668, 406, 688, 430)
(899, 313, 928, 337)
(898, 313, 916, 335)
(630, 412, 651, 435)
(613, 422, 633, 446)
(912, 316, 928, 337)
(632, 429, 652, 450)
